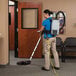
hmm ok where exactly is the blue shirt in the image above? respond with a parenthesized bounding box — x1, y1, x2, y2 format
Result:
(42, 17, 53, 39)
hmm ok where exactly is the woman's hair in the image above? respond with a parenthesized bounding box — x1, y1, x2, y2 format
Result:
(43, 9, 53, 16)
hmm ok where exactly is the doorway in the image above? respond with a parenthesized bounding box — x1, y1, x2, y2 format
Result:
(9, 0, 15, 65)
(9, 1, 42, 65)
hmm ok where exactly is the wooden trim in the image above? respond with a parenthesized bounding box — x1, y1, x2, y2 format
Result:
(14, 1, 18, 57)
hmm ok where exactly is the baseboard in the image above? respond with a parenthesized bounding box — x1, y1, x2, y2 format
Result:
(64, 56, 76, 59)
(42, 55, 76, 59)
(0, 62, 9, 67)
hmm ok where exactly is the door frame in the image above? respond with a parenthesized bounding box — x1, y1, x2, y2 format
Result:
(14, 1, 18, 57)
(8, 1, 17, 65)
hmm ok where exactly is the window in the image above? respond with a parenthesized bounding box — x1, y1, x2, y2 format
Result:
(21, 8, 38, 29)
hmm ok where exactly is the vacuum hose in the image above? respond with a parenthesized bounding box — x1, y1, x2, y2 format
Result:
(56, 11, 66, 32)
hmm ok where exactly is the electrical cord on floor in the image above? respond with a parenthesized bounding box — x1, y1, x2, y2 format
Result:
(50, 59, 59, 76)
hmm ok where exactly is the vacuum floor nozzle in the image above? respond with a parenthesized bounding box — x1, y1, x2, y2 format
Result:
(17, 36, 41, 65)
(17, 60, 31, 65)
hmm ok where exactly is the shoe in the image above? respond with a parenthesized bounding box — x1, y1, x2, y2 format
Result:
(41, 67, 50, 71)
(54, 67, 60, 70)
(52, 66, 60, 70)
(42, 55, 44, 58)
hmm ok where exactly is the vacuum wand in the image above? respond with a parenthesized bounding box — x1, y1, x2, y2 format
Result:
(29, 36, 41, 61)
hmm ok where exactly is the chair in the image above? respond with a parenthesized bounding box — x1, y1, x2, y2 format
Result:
(56, 37, 64, 62)
(63, 37, 76, 62)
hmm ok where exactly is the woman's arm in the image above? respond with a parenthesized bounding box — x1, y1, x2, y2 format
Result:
(39, 26, 44, 32)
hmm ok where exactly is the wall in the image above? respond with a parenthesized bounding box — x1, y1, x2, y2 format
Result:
(0, 0, 8, 65)
(17, 0, 76, 41)
(0, 0, 75, 64)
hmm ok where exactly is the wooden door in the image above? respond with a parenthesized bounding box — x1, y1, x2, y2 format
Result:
(18, 2, 42, 58)
(9, 6, 15, 50)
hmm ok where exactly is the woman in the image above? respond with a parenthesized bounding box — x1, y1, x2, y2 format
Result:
(39, 9, 60, 71)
